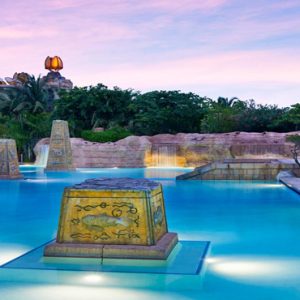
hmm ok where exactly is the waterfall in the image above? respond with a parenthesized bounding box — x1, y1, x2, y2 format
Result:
(35, 145, 49, 167)
(152, 144, 177, 167)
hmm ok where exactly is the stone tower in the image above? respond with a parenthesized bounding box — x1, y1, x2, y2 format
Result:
(0, 139, 22, 179)
(46, 120, 75, 170)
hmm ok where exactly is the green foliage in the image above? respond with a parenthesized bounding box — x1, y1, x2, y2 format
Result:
(0, 114, 27, 149)
(54, 84, 136, 136)
(216, 97, 242, 108)
(0, 75, 51, 161)
(287, 135, 300, 145)
(129, 91, 208, 135)
(1, 75, 300, 161)
(237, 100, 290, 132)
(81, 127, 132, 143)
(0, 112, 52, 161)
(275, 104, 300, 131)
(201, 107, 239, 133)
(286, 135, 300, 167)
(200, 98, 245, 133)
(288, 104, 300, 129)
(0, 75, 48, 116)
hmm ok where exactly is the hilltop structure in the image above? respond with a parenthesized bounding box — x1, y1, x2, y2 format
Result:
(0, 56, 73, 101)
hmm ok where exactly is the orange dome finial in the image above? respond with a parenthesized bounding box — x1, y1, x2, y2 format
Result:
(45, 56, 63, 72)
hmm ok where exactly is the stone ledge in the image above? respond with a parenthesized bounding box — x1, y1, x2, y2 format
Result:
(0, 174, 23, 179)
(103, 232, 178, 259)
(277, 171, 300, 194)
(44, 232, 178, 260)
(44, 242, 103, 258)
(177, 159, 299, 180)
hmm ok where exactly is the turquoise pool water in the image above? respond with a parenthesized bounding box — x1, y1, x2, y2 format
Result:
(1, 167, 300, 299)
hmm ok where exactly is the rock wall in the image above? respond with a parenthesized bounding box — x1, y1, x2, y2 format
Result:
(34, 131, 299, 168)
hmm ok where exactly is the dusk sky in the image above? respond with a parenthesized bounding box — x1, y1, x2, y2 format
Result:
(1, 0, 300, 106)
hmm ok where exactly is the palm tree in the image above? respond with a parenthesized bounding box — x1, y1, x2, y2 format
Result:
(216, 97, 240, 107)
(0, 75, 48, 122)
(14, 75, 48, 114)
(0, 76, 50, 161)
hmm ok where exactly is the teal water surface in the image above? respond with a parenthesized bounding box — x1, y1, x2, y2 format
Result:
(0, 167, 300, 300)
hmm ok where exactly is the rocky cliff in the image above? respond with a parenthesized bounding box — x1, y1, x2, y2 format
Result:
(34, 132, 299, 168)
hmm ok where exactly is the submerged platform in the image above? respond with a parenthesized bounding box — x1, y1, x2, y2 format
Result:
(2, 240, 210, 275)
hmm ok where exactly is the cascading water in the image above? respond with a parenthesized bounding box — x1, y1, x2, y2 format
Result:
(34, 145, 49, 167)
(152, 144, 177, 167)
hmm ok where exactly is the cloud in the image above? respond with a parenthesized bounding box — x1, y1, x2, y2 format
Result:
(84, 49, 300, 86)
(71, 49, 300, 105)
(0, 26, 57, 39)
(131, 0, 229, 12)
(45, 0, 90, 10)
(270, 0, 300, 9)
(1, 0, 300, 106)
(43, 0, 229, 13)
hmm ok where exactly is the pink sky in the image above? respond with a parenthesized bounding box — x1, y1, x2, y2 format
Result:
(1, 0, 300, 106)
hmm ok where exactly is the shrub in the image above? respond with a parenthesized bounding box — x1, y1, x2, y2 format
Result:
(81, 127, 132, 143)
(287, 135, 300, 168)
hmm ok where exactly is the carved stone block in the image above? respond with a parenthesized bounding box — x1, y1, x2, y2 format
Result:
(46, 120, 74, 170)
(0, 139, 22, 179)
(44, 178, 178, 259)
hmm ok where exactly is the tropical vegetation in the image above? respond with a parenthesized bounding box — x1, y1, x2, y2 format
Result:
(0, 76, 299, 161)
(287, 135, 300, 167)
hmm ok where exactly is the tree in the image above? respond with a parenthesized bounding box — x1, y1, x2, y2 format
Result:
(238, 100, 289, 132)
(0, 75, 50, 161)
(200, 97, 245, 133)
(287, 135, 300, 167)
(55, 84, 136, 136)
(130, 91, 209, 135)
(275, 104, 300, 131)
(0, 75, 48, 121)
(216, 97, 241, 107)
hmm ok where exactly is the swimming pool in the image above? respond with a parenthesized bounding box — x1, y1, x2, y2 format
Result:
(0, 167, 300, 299)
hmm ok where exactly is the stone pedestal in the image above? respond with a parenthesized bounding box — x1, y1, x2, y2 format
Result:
(0, 139, 22, 179)
(44, 178, 178, 259)
(46, 120, 74, 170)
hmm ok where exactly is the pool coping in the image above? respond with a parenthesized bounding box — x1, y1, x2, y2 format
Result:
(277, 170, 300, 194)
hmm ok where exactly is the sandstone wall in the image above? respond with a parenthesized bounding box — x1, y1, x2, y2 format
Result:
(34, 132, 299, 168)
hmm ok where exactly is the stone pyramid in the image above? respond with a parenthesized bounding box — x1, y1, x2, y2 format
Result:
(46, 120, 75, 170)
(0, 139, 22, 179)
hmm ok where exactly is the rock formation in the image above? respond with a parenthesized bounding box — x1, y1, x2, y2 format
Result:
(42, 71, 73, 101)
(0, 71, 72, 101)
(35, 131, 299, 168)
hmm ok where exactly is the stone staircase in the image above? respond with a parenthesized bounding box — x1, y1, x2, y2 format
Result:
(176, 159, 300, 180)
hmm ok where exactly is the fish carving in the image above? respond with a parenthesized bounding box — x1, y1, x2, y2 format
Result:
(81, 213, 132, 231)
